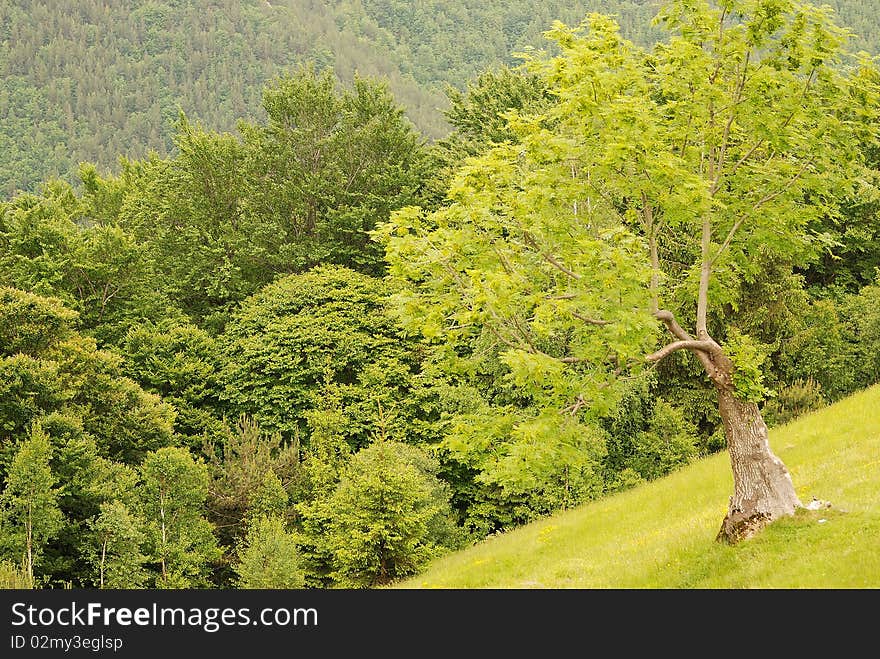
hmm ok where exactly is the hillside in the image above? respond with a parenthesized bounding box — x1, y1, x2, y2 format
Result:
(0, 0, 441, 195)
(396, 384, 880, 588)
(2, 0, 877, 196)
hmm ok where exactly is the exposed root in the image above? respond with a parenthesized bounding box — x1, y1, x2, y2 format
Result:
(716, 509, 773, 545)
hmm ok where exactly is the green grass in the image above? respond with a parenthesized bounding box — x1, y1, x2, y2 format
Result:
(396, 384, 880, 588)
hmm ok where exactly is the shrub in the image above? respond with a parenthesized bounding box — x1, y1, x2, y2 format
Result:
(318, 440, 460, 588)
(763, 378, 826, 427)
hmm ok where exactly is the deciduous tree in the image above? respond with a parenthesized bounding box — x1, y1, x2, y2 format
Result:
(0, 422, 64, 584)
(138, 447, 220, 588)
(377, 0, 880, 542)
(87, 500, 148, 589)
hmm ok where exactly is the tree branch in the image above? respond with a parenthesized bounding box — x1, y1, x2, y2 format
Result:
(653, 309, 693, 341)
(642, 191, 659, 313)
(523, 231, 581, 280)
(646, 339, 716, 362)
(720, 138, 764, 187)
(485, 320, 528, 353)
(486, 315, 590, 365)
(696, 216, 712, 338)
(708, 216, 745, 268)
(708, 156, 813, 270)
(511, 314, 539, 353)
(752, 157, 815, 212)
(713, 50, 751, 190)
(571, 311, 612, 326)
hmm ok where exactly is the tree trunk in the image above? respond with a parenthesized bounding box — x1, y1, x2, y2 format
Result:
(100, 538, 107, 589)
(649, 313, 803, 544)
(715, 385, 801, 544)
(25, 504, 33, 585)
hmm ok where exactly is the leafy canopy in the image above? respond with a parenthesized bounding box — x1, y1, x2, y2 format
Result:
(376, 0, 880, 458)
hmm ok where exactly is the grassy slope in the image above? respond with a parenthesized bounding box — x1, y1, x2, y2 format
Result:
(397, 384, 880, 588)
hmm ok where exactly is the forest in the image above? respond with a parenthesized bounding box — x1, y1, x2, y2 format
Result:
(2, 0, 879, 195)
(1, 0, 879, 589)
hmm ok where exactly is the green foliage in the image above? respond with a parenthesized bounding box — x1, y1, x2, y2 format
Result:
(137, 447, 220, 588)
(319, 440, 459, 588)
(218, 265, 427, 448)
(626, 401, 699, 481)
(120, 320, 226, 446)
(763, 378, 827, 426)
(443, 66, 551, 145)
(0, 182, 173, 345)
(86, 501, 148, 588)
(0, 288, 77, 356)
(299, 387, 352, 498)
(0, 422, 64, 584)
(115, 126, 249, 328)
(356, 1, 663, 91)
(0, 0, 446, 195)
(3, 0, 879, 197)
(0, 182, 80, 297)
(203, 415, 301, 555)
(51, 336, 177, 464)
(0, 354, 64, 441)
(604, 375, 700, 482)
(604, 467, 647, 494)
(2, 0, 880, 590)
(376, 18, 669, 529)
(379, 0, 880, 543)
(772, 274, 880, 401)
(773, 297, 852, 399)
(428, 65, 553, 201)
(0, 0, 676, 195)
(39, 414, 130, 585)
(234, 514, 304, 589)
(248, 471, 290, 524)
(840, 275, 880, 390)
(724, 330, 775, 403)
(238, 66, 432, 275)
(115, 69, 431, 326)
(443, 404, 608, 521)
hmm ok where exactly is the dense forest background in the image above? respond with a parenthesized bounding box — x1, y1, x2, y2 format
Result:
(1, 1, 880, 589)
(2, 0, 878, 195)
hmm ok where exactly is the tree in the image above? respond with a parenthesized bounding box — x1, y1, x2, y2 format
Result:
(138, 447, 220, 588)
(218, 265, 433, 448)
(0, 287, 177, 474)
(377, 1, 880, 543)
(247, 470, 290, 522)
(87, 501, 148, 589)
(0, 287, 77, 356)
(0, 181, 172, 346)
(320, 440, 459, 587)
(203, 416, 302, 554)
(120, 319, 227, 448)
(238, 66, 432, 276)
(427, 65, 553, 206)
(0, 422, 64, 585)
(231, 469, 303, 590)
(116, 68, 433, 330)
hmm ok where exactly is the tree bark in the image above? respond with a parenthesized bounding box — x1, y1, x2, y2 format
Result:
(649, 316, 802, 544)
(100, 538, 107, 589)
(714, 383, 801, 544)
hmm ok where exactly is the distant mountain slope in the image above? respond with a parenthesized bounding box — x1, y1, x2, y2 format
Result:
(0, 0, 444, 195)
(1, 0, 876, 195)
